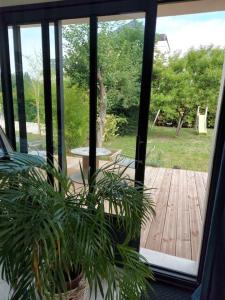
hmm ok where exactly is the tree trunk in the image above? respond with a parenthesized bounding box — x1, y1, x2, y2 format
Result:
(176, 113, 185, 136)
(152, 109, 160, 127)
(97, 68, 107, 147)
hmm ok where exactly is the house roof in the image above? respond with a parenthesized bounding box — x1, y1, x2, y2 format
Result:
(158, 34, 167, 42)
(156, 34, 170, 52)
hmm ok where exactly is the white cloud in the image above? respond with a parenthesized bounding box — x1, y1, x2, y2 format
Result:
(156, 16, 225, 54)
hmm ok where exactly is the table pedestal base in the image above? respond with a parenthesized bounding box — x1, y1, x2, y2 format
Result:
(82, 157, 99, 177)
(70, 157, 100, 184)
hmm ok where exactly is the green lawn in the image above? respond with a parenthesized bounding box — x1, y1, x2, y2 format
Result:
(21, 126, 214, 172)
(104, 126, 214, 172)
(16, 133, 46, 151)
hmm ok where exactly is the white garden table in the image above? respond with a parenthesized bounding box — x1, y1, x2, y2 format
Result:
(70, 147, 111, 182)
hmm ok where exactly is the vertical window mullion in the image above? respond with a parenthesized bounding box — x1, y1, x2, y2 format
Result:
(54, 20, 66, 175)
(0, 18, 16, 150)
(89, 16, 98, 179)
(13, 25, 28, 154)
(41, 21, 54, 183)
(135, 1, 158, 186)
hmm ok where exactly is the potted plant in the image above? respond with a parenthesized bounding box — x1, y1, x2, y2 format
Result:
(0, 152, 155, 300)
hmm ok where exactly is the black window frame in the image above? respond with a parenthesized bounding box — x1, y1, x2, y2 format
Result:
(0, 0, 223, 291)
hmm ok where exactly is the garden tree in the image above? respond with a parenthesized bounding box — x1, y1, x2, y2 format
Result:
(25, 52, 44, 134)
(151, 54, 173, 122)
(23, 72, 39, 122)
(64, 20, 146, 145)
(165, 53, 196, 135)
(14, 72, 39, 123)
(62, 84, 89, 151)
(10, 74, 19, 122)
(0, 74, 38, 124)
(51, 81, 89, 151)
(184, 46, 224, 128)
(0, 70, 40, 123)
(151, 46, 224, 134)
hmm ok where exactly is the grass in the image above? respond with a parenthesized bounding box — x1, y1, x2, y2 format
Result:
(104, 126, 214, 172)
(18, 126, 214, 172)
(16, 133, 46, 151)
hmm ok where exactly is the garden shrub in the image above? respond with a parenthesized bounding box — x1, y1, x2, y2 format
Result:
(63, 85, 89, 151)
(103, 114, 127, 142)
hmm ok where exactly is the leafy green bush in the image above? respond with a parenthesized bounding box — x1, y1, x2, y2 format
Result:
(103, 114, 118, 142)
(109, 106, 138, 136)
(103, 114, 128, 142)
(63, 85, 89, 151)
(151, 46, 224, 129)
(52, 83, 89, 152)
(46, 81, 89, 153)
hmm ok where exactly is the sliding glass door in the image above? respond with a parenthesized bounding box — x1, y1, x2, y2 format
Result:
(1, 0, 224, 288)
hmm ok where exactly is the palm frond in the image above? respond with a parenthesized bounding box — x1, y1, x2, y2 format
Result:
(0, 153, 155, 299)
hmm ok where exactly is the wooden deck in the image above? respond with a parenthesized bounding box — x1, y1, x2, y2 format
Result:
(67, 157, 208, 261)
(141, 167, 208, 261)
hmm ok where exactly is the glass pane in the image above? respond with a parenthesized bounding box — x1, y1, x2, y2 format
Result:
(0, 71, 4, 134)
(98, 14, 144, 175)
(49, 23, 58, 164)
(140, 11, 225, 275)
(8, 27, 19, 150)
(62, 18, 90, 186)
(20, 24, 46, 158)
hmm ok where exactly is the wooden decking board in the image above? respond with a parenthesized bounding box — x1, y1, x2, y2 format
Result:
(140, 167, 158, 247)
(142, 168, 207, 261)
(160, 169, 179, 256)
(202, 172, 208, 190)
(140, 167, 166, 247)
(187, 171, 203, 261)
(144, 166, 159, 187)
(176, 170, 191, 260)
(68, 156, 208, 261)
(145, 168, 172, 251)
(195, 172, 206, 220)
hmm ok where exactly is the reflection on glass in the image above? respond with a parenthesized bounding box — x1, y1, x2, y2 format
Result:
(8, 27, 19, 151)
(62, 15, 144, 190)
(98, 17, 144, 181)
(63, 19, 90, 185)
(140, 12, 224, 275)
(0, 73, 4, 134)
(19, 25, 46, 159)
(49, 23, 58, 163)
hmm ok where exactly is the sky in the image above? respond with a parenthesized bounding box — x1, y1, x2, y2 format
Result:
(8, 11, 225, 73)
(156, 11, 225, 54)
